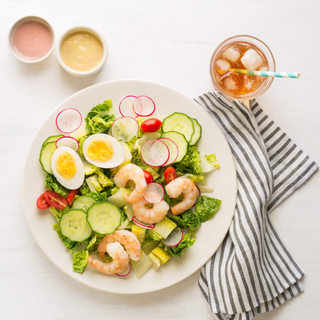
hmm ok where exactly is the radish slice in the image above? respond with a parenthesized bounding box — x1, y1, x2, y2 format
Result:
(55, 136, 79, 152)
(110, 117, 139, 142)
(115, 263, 131, 277)
(162, 228, 183, 247)
(132, 217, 155, 229)
(133, 96, 156, 117)
(56, 108, 82, 134)
(119, 95, 138, 118)
(158, 138, 179, 165)
(141, 139, 169, 167)
(143, 182, 164, 204)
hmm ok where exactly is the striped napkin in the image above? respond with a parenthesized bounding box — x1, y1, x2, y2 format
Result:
(195, 92, 318, 320)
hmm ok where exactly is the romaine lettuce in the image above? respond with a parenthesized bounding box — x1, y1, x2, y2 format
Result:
(52, 224, 81, 254)
(175, 145, 202, 175)
(85, 99, 115, 134)
(195, 195, 222, 222)
(79, 181, 90, 195)
(161, 232, 195, 258)
(73, 250, 89, 273)
(181, 209, 201, 230)
(44, 174, 68, 197)
(199, 154, 220, 173)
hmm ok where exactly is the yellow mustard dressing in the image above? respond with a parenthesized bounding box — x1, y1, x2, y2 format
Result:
(60, 31, 103, 72)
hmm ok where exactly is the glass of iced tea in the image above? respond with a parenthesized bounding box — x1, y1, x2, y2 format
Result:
(210, 35, 276, 100)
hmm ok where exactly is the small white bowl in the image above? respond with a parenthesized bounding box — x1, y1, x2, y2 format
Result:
(8, 15, 55, 63)
(56, 26, 108, 78)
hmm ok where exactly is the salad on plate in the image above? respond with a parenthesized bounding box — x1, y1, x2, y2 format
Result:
(36, 95, 222, 278)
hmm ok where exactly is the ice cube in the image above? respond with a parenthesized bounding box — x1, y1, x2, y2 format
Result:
(259, 66, 268, 71)
(241, 49, 263, 70)
(243, 75, 259, 91)
(243, 75, 254, 90)
(215, 59, 230, 74)
(222, 46, 241, 63)
(223, 77, 237, 91)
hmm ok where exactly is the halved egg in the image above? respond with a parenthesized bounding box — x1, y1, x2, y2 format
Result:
(83, 133, 125, 168)
(51, 146, 85, 189)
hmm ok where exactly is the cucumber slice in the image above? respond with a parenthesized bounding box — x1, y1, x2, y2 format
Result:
(42, 135, 64, 148)
(72, 196, 96, 212)
(189, 118, 202, 146)
(39, 141, 57, 174)
(60, 209, 92, 242)
(162, 112, 194, 142)
(161, 131, 189, 163)
(87, 202, 121, 234)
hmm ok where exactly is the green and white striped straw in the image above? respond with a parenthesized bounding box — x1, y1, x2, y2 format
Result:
(229, 68, 300, 78)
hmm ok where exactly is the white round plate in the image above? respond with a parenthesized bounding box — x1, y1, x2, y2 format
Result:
(22, 80, 237, 294)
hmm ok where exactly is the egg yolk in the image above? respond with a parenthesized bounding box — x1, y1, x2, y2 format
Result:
(56, 152, 77, 180)
(87, 139, 114, 162)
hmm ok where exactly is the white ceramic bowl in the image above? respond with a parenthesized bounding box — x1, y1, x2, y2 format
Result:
(56, 26, 108, 78)
(8, 15, 55, 63)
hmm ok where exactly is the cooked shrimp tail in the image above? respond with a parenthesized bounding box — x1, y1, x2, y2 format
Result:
(113, 164, 147, 203)
(165, 177, 197, 215)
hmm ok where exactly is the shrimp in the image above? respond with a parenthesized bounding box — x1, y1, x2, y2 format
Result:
(88, 242, 129, 274)
(132, 199, 169, 224)
(113, 163, 147, 203)
(165, 177, 197, 215)
(98, 230, 141, 261)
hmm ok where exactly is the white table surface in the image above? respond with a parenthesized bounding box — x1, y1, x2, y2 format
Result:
(1, 0, 319, 319)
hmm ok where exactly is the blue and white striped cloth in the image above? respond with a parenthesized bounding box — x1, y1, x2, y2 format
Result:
(196, 92, 318, 320)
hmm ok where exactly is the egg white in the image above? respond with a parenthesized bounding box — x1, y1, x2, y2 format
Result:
(83, 133, 125, 168)
(51, 146, 85, 190)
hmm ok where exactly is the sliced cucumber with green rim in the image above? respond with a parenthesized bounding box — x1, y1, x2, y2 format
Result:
(60, 209, 92, 242)
(189, 118, 202, 146)
(161, 131, 189, 163)
(42, 135, 64, 148)
(72, 196, 96, 212)
(39, 141, 57, 174)
(162, 112, 194, 142)
(87, 202, 121, 234)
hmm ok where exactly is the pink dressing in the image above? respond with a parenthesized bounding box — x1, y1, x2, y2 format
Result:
(13, 21, 52, 60)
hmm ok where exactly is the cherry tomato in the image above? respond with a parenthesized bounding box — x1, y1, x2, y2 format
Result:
(67, 189, 79, 205)
(44, 190, 68, 210)
(164, 167, 177, 184)
(140, 118, 162, 133)
(36, 193, 50, 209)
(143, 170, 153, 184)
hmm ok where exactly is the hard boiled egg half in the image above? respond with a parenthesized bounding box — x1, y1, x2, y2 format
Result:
(83, 133, 125, 168)
(51, 146, 84, 189)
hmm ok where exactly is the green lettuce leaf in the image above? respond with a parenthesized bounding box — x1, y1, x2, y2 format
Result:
(73, 250, 89, 273)
(174, 145, 202, 175)
(168, 215, 187, 229)
(78, 135, 89, 157)
(86, 233, 105, 252)
(161, 232, 195, 258)
(85, 99, 115, 134)
(195, 195, 222, 223)
(44, 174, 68, 197)
(88, 191, 109, 203)
(53, 224, 81, 253)
(79, 181, 90, 195)
(181, 209, 201, 230)
(199, 154, 220, 173)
